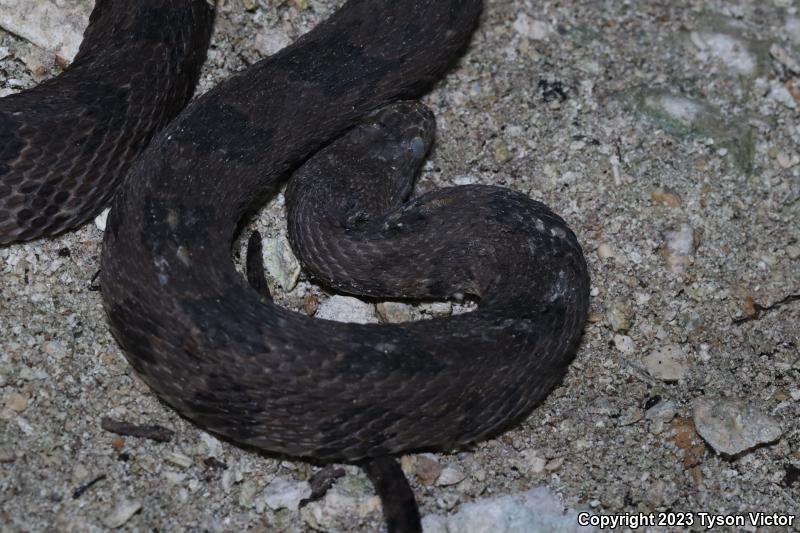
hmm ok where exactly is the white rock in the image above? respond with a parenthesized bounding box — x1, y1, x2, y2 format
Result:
(693, 398, 783, 455)
(787, 17, 800, 47)
(662, 223, 697, 274)
(597, 243, 616, 260)
(0, 0, 91, 62)
(376, 301, 416, 323)
(453, 174, 477, 185)
(649, 93, 706, 125)
(437, 466, 466, 487)
(42, 340, 67, 359)
(769, 44, 800, 74)
(644, 345, 688, 381)
(238, 480, 258, 508)
(262, 234, 301, 291)
(163, 471, 186, 485)
(612, 334, 636, 354)
(164, 451, 193, 469)
(316, 295, 378, 324)
(103, 500, 142, 529)
(301, 489, 371, 530)
(253, 29, 291, 56)
(262, 477, 311, 511)
(605, 302, 633, 333)
(767, 81, 797, 110)
(691, 31, 757, 76)
(199, 431, 224, 457)
(94, 208, 110, 232)
(776, 151, 800, 169)
(16, 417, 35, 435)
(423, 487, 591, 533)
(520, 450, 547, 474)
(420, 302, 453, 317)
(645, 400, 677, 422)
(512, 13, 554, 41)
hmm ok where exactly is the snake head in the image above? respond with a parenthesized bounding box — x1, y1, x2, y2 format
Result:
(363, 101, 436, 165)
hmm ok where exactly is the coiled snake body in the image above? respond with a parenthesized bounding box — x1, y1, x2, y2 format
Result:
(0, 0, 213, 243)
(2, 1, 590, 531)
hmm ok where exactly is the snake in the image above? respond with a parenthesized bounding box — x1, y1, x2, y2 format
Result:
(0, 0, 214, 243)
(1, 1, 590, 531)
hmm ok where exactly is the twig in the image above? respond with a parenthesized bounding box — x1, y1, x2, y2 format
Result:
(72, 474, 106, 499)
(733, 293, 800, 324)
(100, 417, 174, 443)
(299, 465, 346, 507)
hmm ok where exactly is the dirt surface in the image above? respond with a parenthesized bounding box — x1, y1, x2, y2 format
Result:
(1, 0, 799, 531)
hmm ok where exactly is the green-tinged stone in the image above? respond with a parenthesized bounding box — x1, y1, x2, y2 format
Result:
(623, 87, 755, 173)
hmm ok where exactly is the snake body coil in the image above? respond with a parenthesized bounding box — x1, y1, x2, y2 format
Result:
(3, 1, 590, 530)
(0, 0, 214, 243)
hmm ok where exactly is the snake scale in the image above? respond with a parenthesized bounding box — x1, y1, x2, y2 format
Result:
(1, 1, 590, 531)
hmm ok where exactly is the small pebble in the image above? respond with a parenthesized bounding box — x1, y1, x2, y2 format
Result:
(776, 151, 800, 170)
(303, 293, 319, 316)
(238, 480, 258, 508)
(452, 175, 477, 186)
(316, 295, 378, 324)
(693, 398, 783, 455)
(619, 407, 644, 426)
(544, 457, 563, 471)
(768, 81, 798, 110)
(492, 139, 513, 164)
(164, 451, 193, 469)
(644, 345, 688, 381)
(770, 44, 800, 74)
(597, 243, 616, 260)
(662, 223, 697, 274)
(512, 13, 554, 41)
(254, 28, 291, 56)
(414, 454, 443, 485)
(262, 234, 301, 291)
(419, 302, 452, 317)
(605, 301, 633, 333)
(690, 30, 758, 77)
(650, 188, 682, 207)
(376, 301, 415, 323)
(103, 500, 142, 529)
(42, 340, 67, 359)
(520, 450, 547, 474)
(646, 400, 677, 434)
(437, 466, 466, 486)
(262, 477, 311, 511)
(94, 208, 110, 232)
(4, 393, 28, 412)
(612, 334, 636, 354)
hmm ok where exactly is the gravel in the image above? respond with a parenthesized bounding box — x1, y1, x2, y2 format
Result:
(1, 0, 799, 531)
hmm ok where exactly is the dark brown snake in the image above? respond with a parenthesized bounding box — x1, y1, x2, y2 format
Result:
(1, 1, 590, 531)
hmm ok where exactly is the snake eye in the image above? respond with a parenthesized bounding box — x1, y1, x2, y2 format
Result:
(408, 137, 425, 158)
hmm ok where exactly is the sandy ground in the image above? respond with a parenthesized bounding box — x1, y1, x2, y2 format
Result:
(1, 0, 799, 532)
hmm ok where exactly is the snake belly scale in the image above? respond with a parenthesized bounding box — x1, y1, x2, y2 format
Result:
(2, 0, 590, 531)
